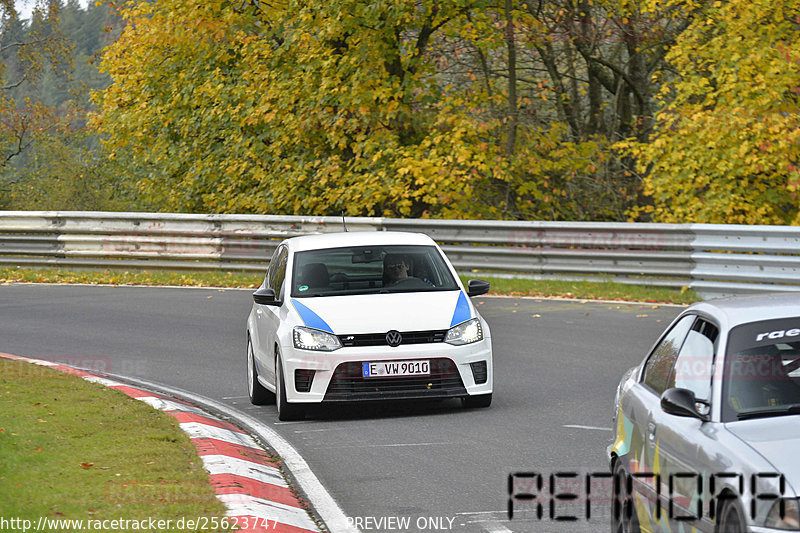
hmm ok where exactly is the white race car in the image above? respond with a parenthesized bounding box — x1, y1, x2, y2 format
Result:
(246, 231, 493, 420)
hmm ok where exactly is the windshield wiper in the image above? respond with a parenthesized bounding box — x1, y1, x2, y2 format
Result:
(737, 404, 800, 420)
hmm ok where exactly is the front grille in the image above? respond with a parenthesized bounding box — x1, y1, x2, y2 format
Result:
(323, 358, 466, 402)
(337, 329, 447, 347)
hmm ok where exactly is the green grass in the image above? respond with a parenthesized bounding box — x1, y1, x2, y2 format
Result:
(471, 276, 700, 305)
(0, 267, 260, 289)
(0, 359, 229, 532)
(0, 266, 700, 304)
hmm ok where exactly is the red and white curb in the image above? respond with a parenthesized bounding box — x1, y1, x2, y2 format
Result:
(0, 353, 322, 533)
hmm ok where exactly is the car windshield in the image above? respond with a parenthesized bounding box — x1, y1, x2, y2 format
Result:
(290, 244, 460, 297)
(722, 317, 800, 422)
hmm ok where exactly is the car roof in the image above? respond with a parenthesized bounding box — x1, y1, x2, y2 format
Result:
(284, 231, 438, 252)
(689, 292, 800, 330)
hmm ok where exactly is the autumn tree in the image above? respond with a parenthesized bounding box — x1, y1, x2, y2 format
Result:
(96, 0, 499, 216)
(0, 0, 72, 169)
(627, 0, 800, 224)
(493, 0, 691, 219)
(94, 0, 700, 220)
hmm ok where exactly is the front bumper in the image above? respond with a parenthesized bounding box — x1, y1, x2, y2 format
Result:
(280, 337, 493, 404)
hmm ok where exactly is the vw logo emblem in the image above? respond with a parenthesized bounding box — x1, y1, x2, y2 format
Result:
(386, 330, 402, 347)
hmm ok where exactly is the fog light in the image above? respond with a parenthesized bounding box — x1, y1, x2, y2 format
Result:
(470, 361, 488, 384)
(294, 369, 315, 393)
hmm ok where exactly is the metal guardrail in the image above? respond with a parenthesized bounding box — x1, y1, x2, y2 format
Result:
(0, 211, 798, 298)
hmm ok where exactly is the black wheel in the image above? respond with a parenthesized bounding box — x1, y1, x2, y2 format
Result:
(717, 499, 746, 533)
(611, 460, 640, 533)
(247, 337, 275, 405)
(276, 354, 305, 421)
(462, 393, 492, 408)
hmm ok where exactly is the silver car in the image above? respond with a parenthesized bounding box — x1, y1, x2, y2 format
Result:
(609, 293, 800, 533)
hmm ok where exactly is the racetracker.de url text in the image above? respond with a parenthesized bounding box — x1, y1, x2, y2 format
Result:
(0, 516, 277, 531)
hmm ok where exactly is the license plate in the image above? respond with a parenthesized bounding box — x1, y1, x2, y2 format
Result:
(362, 360, 430, 378)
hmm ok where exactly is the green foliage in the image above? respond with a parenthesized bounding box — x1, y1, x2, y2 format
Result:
(10, 0, 793, 223)
(626, 0, 800, 224)
(4, 121, 143, 211)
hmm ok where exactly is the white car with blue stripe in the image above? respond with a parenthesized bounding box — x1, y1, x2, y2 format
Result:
(246, 231, 493, 421)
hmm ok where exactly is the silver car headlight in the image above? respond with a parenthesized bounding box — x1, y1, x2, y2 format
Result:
(765, 498, 800, 530)
(445, 318, 483, 345)
(293, 326, 342, 351)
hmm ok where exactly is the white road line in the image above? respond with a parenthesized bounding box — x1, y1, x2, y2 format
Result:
(453, 512, 513, 533)
(316, 442, 454, 449)
(113, 376, 359, 533)
(481, 524, 513, 533)
(201, 454, 287, 487)
(222, 395, 250, 400)
(218, 493, 319, 532)
(563, 424, 612, 431)
(293, 426, 371, 434)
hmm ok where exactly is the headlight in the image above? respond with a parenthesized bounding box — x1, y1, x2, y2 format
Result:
(293, 326, 341, 351)
(445, 318, 483, 345)
(613, 384, 622, 421)
(765, 498, 800, 530)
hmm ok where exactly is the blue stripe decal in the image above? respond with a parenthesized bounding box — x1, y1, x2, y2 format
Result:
(450, 291, 471, 327)
(291, 299, 334, 333)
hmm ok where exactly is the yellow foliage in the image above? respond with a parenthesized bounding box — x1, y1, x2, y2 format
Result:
(628, 0, 800, 224)
(93, 0, 637, 220)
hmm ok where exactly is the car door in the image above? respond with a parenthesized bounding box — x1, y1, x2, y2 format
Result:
(653, 318, 720, 533)
(625, 314, 696, 532)
(254, 245, 288, 385)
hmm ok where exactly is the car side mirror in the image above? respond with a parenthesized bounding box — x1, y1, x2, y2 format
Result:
(661, 387, 709, 422)
(253, 287, 279, 306)
(467, 279, 490, 297)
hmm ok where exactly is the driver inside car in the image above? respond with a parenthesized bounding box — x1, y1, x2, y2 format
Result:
(383, 254, 411, 286)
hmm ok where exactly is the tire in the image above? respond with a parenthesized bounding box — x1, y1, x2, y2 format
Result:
(247, 337, 275, 405)
(276, 354, 305, 421)
(717, 499, 746, 533)
(611, 460, 641, 533)
(462, 393, 492, 408)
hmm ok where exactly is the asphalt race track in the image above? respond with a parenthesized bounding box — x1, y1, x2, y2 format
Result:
(0, 284, 684, 533)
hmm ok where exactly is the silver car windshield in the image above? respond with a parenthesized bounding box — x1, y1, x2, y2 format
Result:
(723, 317, 800, 422)
(290, 245, 460, 298)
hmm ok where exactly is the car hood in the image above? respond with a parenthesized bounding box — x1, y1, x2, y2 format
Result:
(290, 290, 472, 334)
(726, 416, 800, 494)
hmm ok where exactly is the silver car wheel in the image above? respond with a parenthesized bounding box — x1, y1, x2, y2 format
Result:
(611, 461, 640, 533)
(718, 500, 745, 533)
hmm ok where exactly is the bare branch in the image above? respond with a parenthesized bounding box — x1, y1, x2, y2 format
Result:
(2, 73, 29, 91)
